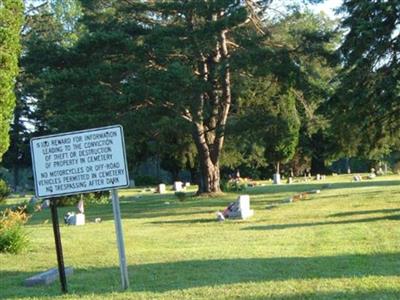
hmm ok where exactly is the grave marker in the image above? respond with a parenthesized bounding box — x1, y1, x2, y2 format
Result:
(158, 183, 166, 194)
(173, 181, 183, 191)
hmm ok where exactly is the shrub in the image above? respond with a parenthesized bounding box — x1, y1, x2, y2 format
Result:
(56, 191, 110, 207)
(134, 175, 159, 186)
(175, 191, 187, 202)
(221, 179, 247, 192)
(0, 179, 11, 203)
(0, 208, 29, 254)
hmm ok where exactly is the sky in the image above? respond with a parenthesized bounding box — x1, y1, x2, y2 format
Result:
(312, 0, 343, 19)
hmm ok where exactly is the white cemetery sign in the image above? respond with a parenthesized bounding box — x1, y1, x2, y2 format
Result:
(31, 125, 129, 198)
(30, 125, 130, 291)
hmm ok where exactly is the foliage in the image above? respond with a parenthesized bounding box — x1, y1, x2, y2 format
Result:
(174, 191, 187, 202)
(0, 179, 11, 203)
(134, 175, 159, 187)
(331, 1, 400, 158)
(55, 192, 109, 207)
(20, 1, 336, 194)
(220, 178, 247, 192)
(0, 208, 29, 254)
(263, 91, 301, 172)
(230, 11, 337, 176)
(0, 0, 24, 161)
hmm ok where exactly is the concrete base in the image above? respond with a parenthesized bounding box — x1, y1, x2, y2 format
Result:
(24, 267, 73, 287)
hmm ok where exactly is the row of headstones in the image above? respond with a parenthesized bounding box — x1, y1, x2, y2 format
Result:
(273, 174, 326, 184)
(157, 181, 191, 193)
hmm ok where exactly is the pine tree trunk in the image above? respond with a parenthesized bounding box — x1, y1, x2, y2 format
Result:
(198, 159, 221, 194)
(188, 16, 231, 195)
(192, 124, 222, 194)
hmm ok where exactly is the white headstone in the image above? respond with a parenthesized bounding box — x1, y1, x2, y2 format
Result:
(74, 213, 85, 225)
(158, 183, 166, 194)
(173, 181, 183, 191)
(273, 173, 281, 185)
(65, 212, 85, 225)
(226, 195, 254, 220)
(129, 180, 135, 188)
(237, 195, 254, 219)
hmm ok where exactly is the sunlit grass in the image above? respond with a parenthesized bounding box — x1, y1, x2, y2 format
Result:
(1, 175, 400, 299)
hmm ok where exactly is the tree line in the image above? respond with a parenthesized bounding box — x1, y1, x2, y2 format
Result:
(1, 0, 399, 194)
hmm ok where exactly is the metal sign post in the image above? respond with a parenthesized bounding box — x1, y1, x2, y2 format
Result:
(30, 125, 130, 294)
(49, 200, 68, 293)
(111, 189, 129, 290)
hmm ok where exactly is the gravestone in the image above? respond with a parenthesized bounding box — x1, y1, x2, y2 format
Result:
(273, 173, 281, 185)
(224, 195, 254, 220)
(158, 183, 166, 194)
(129, 180, 135, 188)
(41, 199, 50, 209)
(64, 212, 85, 226)
(173, 181, 183, 191)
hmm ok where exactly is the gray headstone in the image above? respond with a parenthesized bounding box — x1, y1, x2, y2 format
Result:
(41, 199, 50, 209)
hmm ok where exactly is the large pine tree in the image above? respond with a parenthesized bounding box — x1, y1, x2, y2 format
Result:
(27, 1, 327, 194)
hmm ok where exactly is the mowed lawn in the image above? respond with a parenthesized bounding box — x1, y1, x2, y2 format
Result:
(1, 175, 400, 299)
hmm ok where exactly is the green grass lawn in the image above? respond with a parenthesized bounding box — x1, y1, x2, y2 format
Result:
(1, 175, 400, 299)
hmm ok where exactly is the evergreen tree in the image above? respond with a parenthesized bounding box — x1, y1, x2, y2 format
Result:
(0, 0, 24, 161)
(25, 1, 326, 193)
(233, 10, 337, 177)
(331, 1, 400, 158)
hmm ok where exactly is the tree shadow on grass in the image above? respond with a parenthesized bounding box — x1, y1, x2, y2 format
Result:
(26, 196, 226, 226)
(149, 218, 216, 225)
(327, 180, 400, 190)
(243, 215, 400, 231)
(246, 179, 400, 196)
(330, 208, 400, 218)
(240, 289, 400, 300)
(2, 252, 400, 298)
(244, 183, 328, 196)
